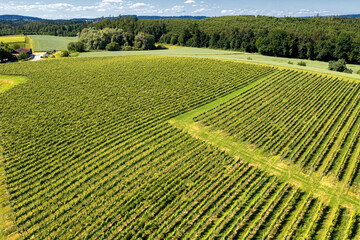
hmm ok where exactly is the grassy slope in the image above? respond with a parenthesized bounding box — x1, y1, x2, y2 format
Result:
(79, 46, 360, 80)
(0, 75, 27, 240)
(170, 72, 360, 209)
(29, 35, 77, 52)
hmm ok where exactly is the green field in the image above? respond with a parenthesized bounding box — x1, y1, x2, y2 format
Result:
(1, 56, 360, 239)
(79, 46, 360, 81)
(29, 35, 77, 52)
(0, 35, 28, 49)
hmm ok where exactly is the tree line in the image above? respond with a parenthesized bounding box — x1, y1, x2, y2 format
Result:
(0, 20, 89, 36)
(1, 15, 360, 63)
(89, 15, 360, 63)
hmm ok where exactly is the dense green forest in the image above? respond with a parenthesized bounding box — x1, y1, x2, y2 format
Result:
(0, 20, 89, 36)
(82, 15, 360, 63)
(1, 15, 360, 63)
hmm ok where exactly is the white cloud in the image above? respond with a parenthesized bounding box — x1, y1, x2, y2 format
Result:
(129, 3, 148, 9)
(163, 5, 185, 14)
(102, 0, 123, 2)
(221, 10, 235, 15)
(193, 8, 207, 14)
(0, 1, 338, 19)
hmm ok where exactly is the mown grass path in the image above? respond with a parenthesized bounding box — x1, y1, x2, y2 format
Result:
(0, 75, 27, 240)
(170, 71, 360, 209)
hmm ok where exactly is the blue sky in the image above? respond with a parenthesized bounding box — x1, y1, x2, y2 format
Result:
(0, 0, 359, 19)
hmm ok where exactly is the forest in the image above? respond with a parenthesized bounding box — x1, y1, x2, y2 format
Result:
(0, 15, 360, 63)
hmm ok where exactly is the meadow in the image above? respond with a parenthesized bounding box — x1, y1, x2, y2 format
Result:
(0, 56, 360, 239)
(29, 35, 77, 52)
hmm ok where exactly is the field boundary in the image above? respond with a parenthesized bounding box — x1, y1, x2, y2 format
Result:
(169, 71, 360, 208)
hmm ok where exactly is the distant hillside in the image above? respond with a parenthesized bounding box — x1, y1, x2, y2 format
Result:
(1, 14, 359, 21)
(0, 15, 43, 21)
(67, 16, 208, 21)
(338, 14, 360, 18)
(0, 15, 207, 21)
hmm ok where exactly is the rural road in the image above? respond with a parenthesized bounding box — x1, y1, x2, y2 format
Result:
(31, 53, 45, 61)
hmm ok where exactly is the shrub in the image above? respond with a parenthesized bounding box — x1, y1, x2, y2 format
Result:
(344, 68, 353, 74)
(60, 50, 70, 57)
(17, 51, 29, 61)
(298, 61, 307, 66)
(155, 45, 168, 50)
(247, 57, 253, 60)
(134, 32, 155, 50)
(105, 42, 121, 51)
(328, 59, 350, 72)
(121, 45, 134, 51)
(288, 61, 293, 65)
(357, 69, 360, 75)
(67, 42, 85, 52)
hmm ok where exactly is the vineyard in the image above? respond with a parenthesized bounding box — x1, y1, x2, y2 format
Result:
(0, 56, 359, 239)
(195, 69, 360, 192)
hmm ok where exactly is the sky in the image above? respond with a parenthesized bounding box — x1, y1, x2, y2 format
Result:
(0, 0, 359, 19)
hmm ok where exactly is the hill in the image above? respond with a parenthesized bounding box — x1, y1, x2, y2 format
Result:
(0, 14, 207, 21)
(0, 15, 43, 21)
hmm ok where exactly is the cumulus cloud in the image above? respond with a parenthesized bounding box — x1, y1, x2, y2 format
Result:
(221, 10, 235, 15)
(102, 0, 124, 3)
(193, 8, 207, 14)
(129, 3, 148, 9)
(0, 1, 337, 19)
(164, 5, 185, 13)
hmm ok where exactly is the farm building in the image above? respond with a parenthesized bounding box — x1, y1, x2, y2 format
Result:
(12, 48, 32, 57)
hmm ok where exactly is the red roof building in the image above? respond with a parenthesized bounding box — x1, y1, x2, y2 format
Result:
(12, 48, 32, 56)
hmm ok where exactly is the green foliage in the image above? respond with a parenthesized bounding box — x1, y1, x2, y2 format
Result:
(105, 42, 121, 51)
(121, 45, 136, 51)
(357, 69, 360, 75)
(60, 50, 70, 57)
(0, 42, 13, 62)
(0, 20, 88, 36)
(134, 32, 156, 50)
(67, 41, 85, 52)
(0, 56, 278, 239)
(195, 69, 360, 188)
(344, 68, 353, 74)
(288, 61, 293, 64)
(79, 27, 132, 50)
(0, 56, 358, 239)
(329, 59, 351, 73)
(297, 61, 307, 66)
(1, 15, 360, 63)
(16, 51, 29, 61)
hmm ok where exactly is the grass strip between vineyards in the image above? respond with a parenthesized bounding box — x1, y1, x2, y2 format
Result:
(169, 71, 360, 209)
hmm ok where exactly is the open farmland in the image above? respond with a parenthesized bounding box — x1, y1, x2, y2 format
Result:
(0, 56, 360, 239)
(195, 69, 360, 192)
(29, 35, 77, 52)
(0, 35, 28, 49)
(79, 47, 360, 81)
